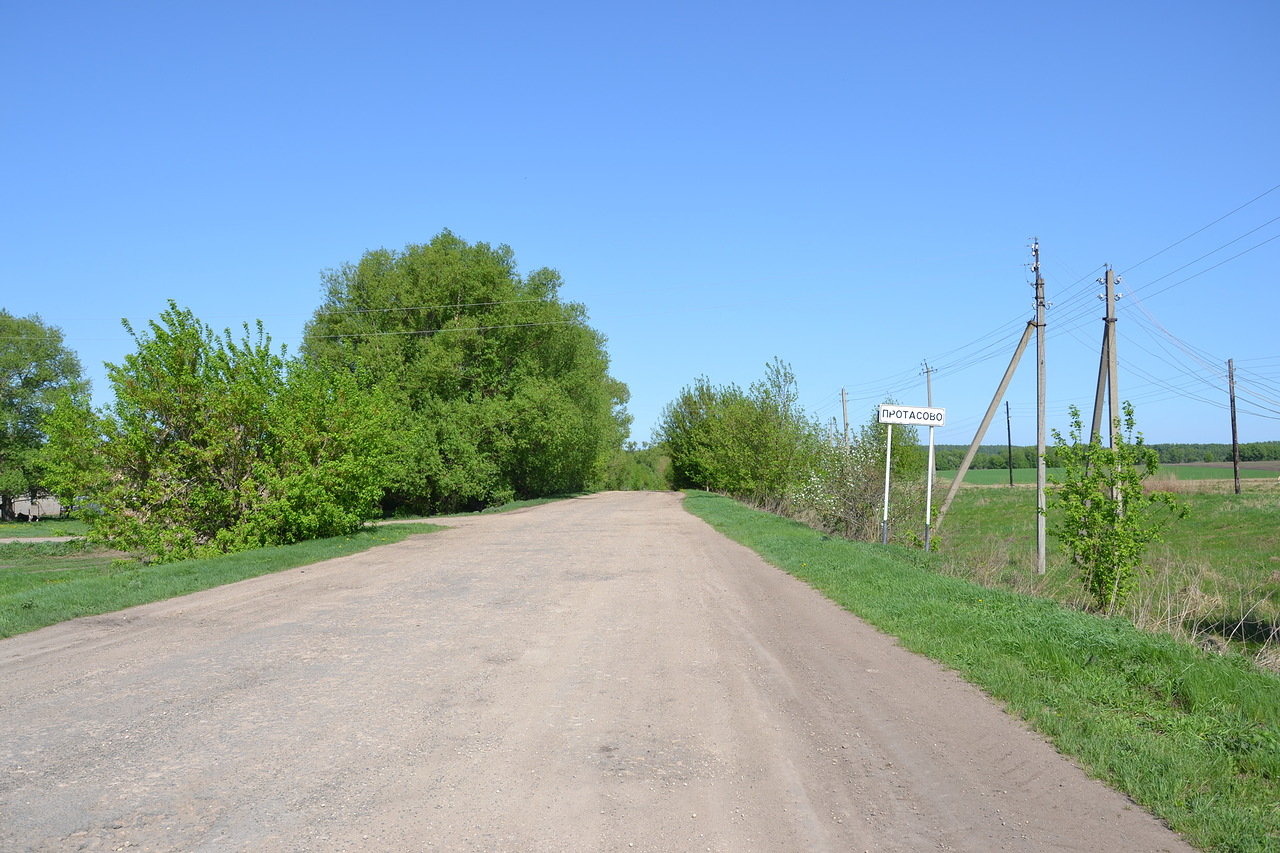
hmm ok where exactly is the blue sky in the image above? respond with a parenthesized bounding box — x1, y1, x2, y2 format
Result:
(4, 1, 1278, 447)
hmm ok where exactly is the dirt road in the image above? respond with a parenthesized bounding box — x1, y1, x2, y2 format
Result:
(1, 492, 1193, 852)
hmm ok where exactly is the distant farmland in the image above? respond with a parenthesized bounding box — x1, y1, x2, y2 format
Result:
(939, 462, 1279, 486)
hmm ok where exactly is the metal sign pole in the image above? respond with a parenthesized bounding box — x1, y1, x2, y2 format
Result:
(881, 423, 893, 545)
(877, 404, 947, 549)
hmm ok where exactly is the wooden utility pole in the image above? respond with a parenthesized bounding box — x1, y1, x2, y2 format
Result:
(1228, 358, 1242, 495)
(1032, 240, 1047, 575)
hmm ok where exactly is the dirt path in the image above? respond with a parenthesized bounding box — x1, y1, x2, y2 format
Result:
(0, 492, 1193, 852)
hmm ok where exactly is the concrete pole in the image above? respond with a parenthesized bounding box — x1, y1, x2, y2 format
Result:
(1228, 358, 1242, 495)
(1033, 241, 1047, 575)
(1104, 267, 1121, 449)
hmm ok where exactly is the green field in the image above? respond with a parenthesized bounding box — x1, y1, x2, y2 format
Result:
(940, 464, 1277, 486)
(933, 478, 1280, 657)
(0, 518, 89, 538)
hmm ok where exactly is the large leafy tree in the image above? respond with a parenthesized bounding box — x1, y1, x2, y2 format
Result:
(302, 231, 629, 514)
(658, 359, 823, 509)
(0, 311, 86, 519)
(43, 303, 393, 561)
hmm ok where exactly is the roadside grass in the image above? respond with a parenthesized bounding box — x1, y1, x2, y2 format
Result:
(683, 490, 1280, 853)
(0, 523, 441, 638)
(0, 517, 89, 538)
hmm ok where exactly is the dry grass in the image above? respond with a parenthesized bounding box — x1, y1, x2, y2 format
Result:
(1144, 471, 1280, 494)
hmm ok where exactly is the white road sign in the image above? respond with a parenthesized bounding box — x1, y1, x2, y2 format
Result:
(877, 405, 946, 427)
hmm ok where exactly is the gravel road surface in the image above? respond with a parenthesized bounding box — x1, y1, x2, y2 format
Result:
(0, 491, 1193, 852)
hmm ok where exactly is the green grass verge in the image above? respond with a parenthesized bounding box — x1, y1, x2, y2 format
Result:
(0, 523, 441, 638)
(0, 518, 89, 538)
(682, 490, 1280, 853)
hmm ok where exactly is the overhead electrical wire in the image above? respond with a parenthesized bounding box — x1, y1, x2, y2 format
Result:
(1118, 180, 1280, 276)
(1129, 231, 1280, 302)
(1125, 215, 1280, 299)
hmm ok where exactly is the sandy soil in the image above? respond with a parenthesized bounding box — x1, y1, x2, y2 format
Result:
(0, 491, 1194, 852)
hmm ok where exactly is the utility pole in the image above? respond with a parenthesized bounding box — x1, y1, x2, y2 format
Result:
(1228, 358, 1242, 495)
(1090, 267, 1122, 448)
(1005, 401, 1014, 487)
(1106, 269, 1121, 449)
(922, 361, 938, 551)
(1032, 240, 1047, 575)
(841, 388, 850, 450)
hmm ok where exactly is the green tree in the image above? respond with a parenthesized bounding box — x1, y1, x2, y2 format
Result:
(0, 311, 86, 519)
(658, 360, 822, 509)
(43, 303, 392, 561)
(1047, 403, 1184, 613)
(598, 442, 673, 491)
(302, 231, 629, 513)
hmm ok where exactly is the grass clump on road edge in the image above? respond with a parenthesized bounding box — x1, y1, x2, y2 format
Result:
(682, 490, 1280, 853)
(0, 523, 441, 638)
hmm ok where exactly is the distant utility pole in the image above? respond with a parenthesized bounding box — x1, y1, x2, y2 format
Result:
(1005, 401, 1014, 488)
(1032, 240, 1047, 575)
(841, 387, 850, 449)
(1228, 358, 1242, 495)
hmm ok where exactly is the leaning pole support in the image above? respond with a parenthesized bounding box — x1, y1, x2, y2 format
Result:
(934, 320, 1035, 531)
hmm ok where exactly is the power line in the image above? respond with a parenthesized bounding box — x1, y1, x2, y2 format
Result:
(1118, 181, 1280, 275)
(1126, 214, 1280, 298)
(1129, 231, 1280, 302)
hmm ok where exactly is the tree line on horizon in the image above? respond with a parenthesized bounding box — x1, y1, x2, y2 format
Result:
(3, 231, 630, 561)
(934, 441, 1280, 471)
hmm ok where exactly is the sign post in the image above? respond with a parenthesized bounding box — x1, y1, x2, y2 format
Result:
(877, 405, 946, 547)
(880, 422, 893, 544)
